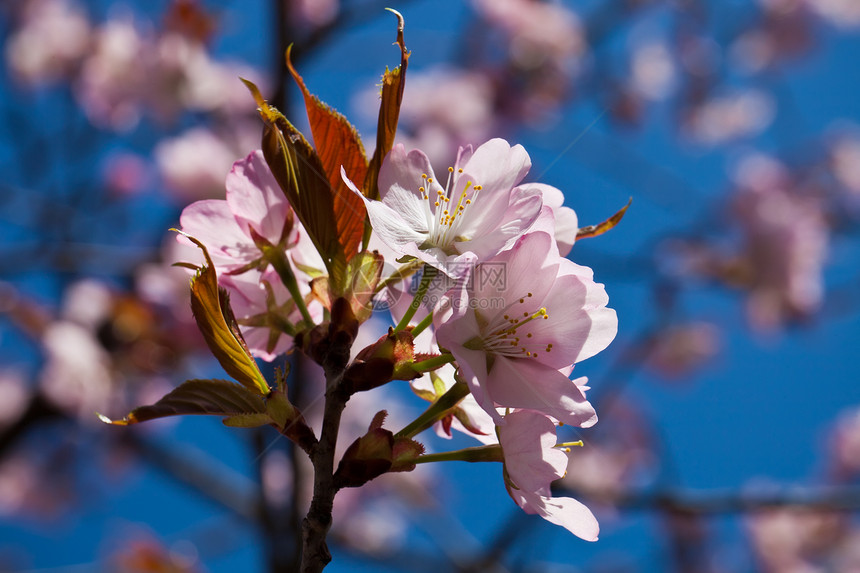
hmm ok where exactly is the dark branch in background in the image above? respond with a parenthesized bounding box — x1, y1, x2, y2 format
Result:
(595, 484, 860, 514)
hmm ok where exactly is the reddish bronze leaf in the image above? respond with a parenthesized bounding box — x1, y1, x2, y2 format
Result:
(363, 9, 410, 201)
(242, 79, 348, 290)
(576, 198, 633, 240)
(286, 47, 368, 261)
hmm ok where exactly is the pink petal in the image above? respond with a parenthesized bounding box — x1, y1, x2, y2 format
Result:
(459, 139, 531, 198)
(486, 357, 597, 428)
(226, 150, 291, 244)
(499, 410, 568, 492)
(458, 185, 543, 260)
(473, 231, 559, 308)
(378, 145, 441, 233)
(518, 183, 579, 256)
(508, 488, 600, 542)
(179, 199, 249, 268)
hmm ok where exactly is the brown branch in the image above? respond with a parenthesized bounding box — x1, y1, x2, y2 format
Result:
(300, 335, 352, 572)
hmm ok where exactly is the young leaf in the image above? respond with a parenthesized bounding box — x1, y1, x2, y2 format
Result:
(242, 79, 348, 291)
(179, 231, 270, 395)
(98, 379, 267, 426)
(576, 198, 632, 240)
(345, 250, 384, 323)
(363, 8, 410, 201)
(286, 46, 368, 261)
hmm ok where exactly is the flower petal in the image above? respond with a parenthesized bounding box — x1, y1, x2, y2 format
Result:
(508, 488, 600, 542)
(499, 410, 567, 493)
(226, 150, 291, 244)
(486, 357, 597, 428)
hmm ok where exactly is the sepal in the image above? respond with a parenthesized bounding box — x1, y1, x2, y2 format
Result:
(333, 411, 425, 488)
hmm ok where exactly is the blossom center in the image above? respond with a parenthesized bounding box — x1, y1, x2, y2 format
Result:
(473, 293, 555, 359)
(418, 167, 483, 253)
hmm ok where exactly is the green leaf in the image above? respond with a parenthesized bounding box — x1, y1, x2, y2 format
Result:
(98, 379, 267, 426)
(242, 79, 348, 291)
(576, 198, 632, 240)
(286, 46, 368, 262)
(363, 8, 410, 201)
(178, 231, 270, 395)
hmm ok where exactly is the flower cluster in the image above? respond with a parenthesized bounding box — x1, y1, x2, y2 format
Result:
(171, 135, 617, 539)
(100, 22, 621, 562)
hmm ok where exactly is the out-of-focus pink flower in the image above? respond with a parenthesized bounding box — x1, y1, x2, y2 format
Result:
(289, 0, 339, 28)
(39, 321, 113, 421)
(829, 406, 860, 478)
(152, 32, 265, 117)
(804, 0, 860, 28)
(830, 133, 860, 195)
(684, 89, 775, 145)
(75, 17, 148, 131)
(498, 409, 599, 541)
(435, 231, 617, 426)
(733, 156, 828, 330)
(349, 139, 543, 277)
(102, 153, 151, 197)
(5, 0, 91, 84)
(0, 370, 29, 429)
(563, 444, 644, 502)
(646, 321, 721, 379)
(155, 127, 240, 201)
(393, 67, 496, 166)
(629, 40, 678, 101)
(472, 0, 585, 69)
(747, 507, 844, 573)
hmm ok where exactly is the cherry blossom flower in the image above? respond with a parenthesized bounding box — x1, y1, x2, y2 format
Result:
(435, 231, 617, 426)
(347, 138, 543, 277)
(498, 409, 599, 541)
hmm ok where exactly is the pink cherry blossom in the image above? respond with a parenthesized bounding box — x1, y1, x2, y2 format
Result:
(498, 409, 599, 541)
(346, 138, 543, 277)
(435, 231, 617, 427)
